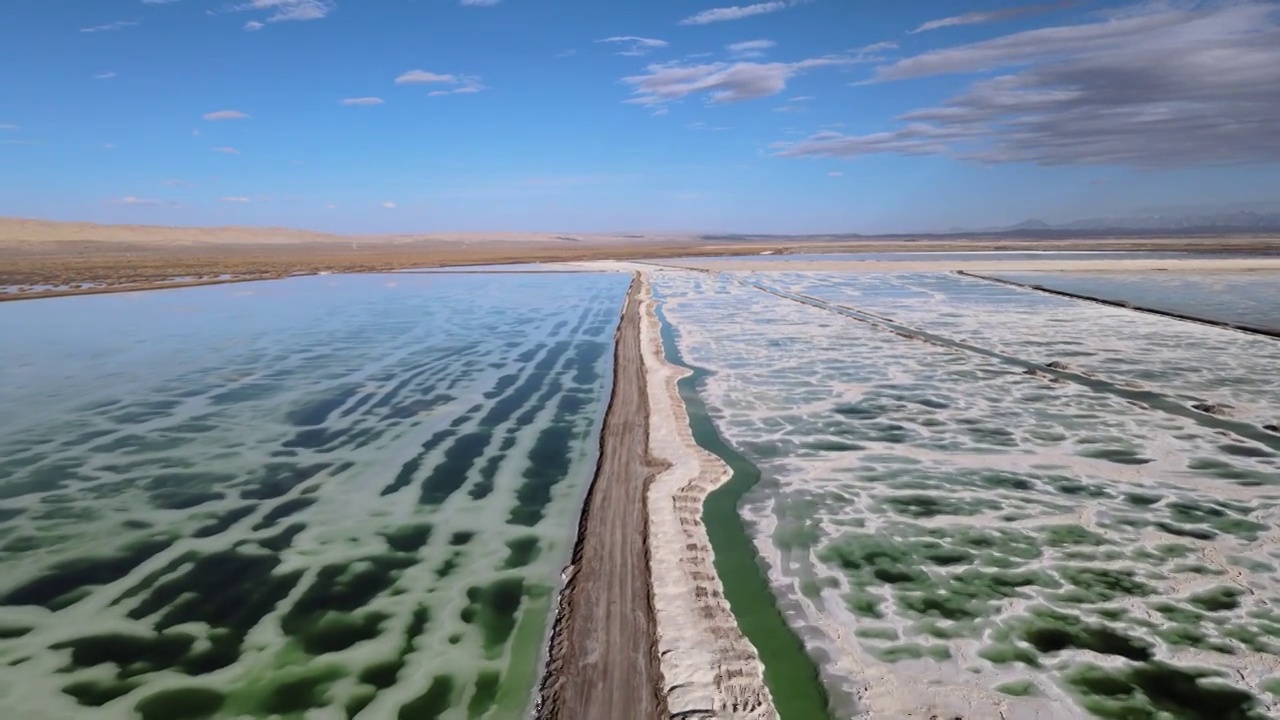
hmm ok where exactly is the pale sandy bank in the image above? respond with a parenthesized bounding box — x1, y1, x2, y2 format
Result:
(639, 274, 778, 719)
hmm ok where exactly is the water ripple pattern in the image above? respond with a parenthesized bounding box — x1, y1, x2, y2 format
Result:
(0, 272, 629, 720)
(655, 269, 1280, 720)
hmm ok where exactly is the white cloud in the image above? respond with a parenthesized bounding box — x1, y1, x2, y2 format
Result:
(679, 1, 808, 25)
(596, 36, 669, 57)
(0, 124, 19, 131)
(220, 196, 251, 203)
(872, 7, 1194, 82)
(776, 2, 1280, 168)
(81, 20, 139, 33)
(838, 40, 899, 66)
(233, 0, 335, 24)
(103, 143, 116, 149)
(398, 69, 486, 95)
(910, 2, 1070, 34)
(460, 0, 500, 5)
(427, 82, 483, 96)
(623, 55, 849, 106)
(340, 96, 385, 106)
(726, 39, 775, 58)
(395, 70, 457, 84)
(245, 21, 264, 30)
(117, 196, 160, 205)
(212, 146, 241, 155)
(203, 110, 250, 121)
(828, 171, 843, 177)
(95, 71, 117, 79)
(380, 201, 397, 209)
(861, 41, 898, 53)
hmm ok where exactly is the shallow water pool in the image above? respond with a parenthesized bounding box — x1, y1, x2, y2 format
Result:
(0, 272, 629, 719)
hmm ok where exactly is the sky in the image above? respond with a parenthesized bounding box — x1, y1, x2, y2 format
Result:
(1, 0, 1278, 234)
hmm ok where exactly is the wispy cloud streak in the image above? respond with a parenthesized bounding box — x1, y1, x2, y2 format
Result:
(775, 2, 1280, 167)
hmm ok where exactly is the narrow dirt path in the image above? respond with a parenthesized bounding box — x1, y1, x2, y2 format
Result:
(537, 273, 667, 720)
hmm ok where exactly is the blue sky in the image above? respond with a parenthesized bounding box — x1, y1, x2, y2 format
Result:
(2, 0, 1278, 234)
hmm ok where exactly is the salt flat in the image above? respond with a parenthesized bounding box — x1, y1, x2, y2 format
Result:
(652, 268, 1280, 719)
(660, 257, 1280, 274)
(985, 270, 1280, 334)
(752, 271, 1280, 426)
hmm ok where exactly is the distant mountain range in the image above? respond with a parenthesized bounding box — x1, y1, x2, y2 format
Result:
(701, 210, 1280, 243)
(956, 210, 1280, 234)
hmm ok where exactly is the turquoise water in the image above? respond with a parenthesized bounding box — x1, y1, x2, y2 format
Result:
(0, 273, 628, 719)
(654, 299, 832, 719)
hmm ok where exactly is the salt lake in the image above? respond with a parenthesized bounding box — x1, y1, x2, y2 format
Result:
(0, 272, 628, 720)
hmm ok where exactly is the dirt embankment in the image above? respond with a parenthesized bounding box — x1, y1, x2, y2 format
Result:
(537, 275, 668, 720)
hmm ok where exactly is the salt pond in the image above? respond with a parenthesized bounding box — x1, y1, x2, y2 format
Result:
(0, 272, 628, 719)
(985, 271, 1280, 334)
(655, 269, 1280, 719)
(755, 271, 1280, 426)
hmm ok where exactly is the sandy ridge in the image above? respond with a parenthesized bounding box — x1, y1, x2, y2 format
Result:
(640, 273, 778, 719)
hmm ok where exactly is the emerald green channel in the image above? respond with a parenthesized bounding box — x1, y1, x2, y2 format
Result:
(655, 301, 832, 719)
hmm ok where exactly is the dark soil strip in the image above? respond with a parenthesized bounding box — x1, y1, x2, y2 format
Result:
(535, 274, 667, 720)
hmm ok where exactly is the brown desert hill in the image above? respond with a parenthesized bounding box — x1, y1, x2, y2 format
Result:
(0, 217, 709, 299)
(0, 216, 348, 246)
(0, 216, 693, 247)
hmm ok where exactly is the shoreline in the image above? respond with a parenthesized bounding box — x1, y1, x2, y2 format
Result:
(535, 274, 667, 720)
(640, 274, 778, 718)
(0, 274, 283, 303)
(657, 296, 835, 718)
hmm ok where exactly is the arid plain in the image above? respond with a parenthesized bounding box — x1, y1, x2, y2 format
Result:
(3, 216, 1278, 301)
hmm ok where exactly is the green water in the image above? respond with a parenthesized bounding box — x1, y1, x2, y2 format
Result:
(654, 301, 833, 720)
